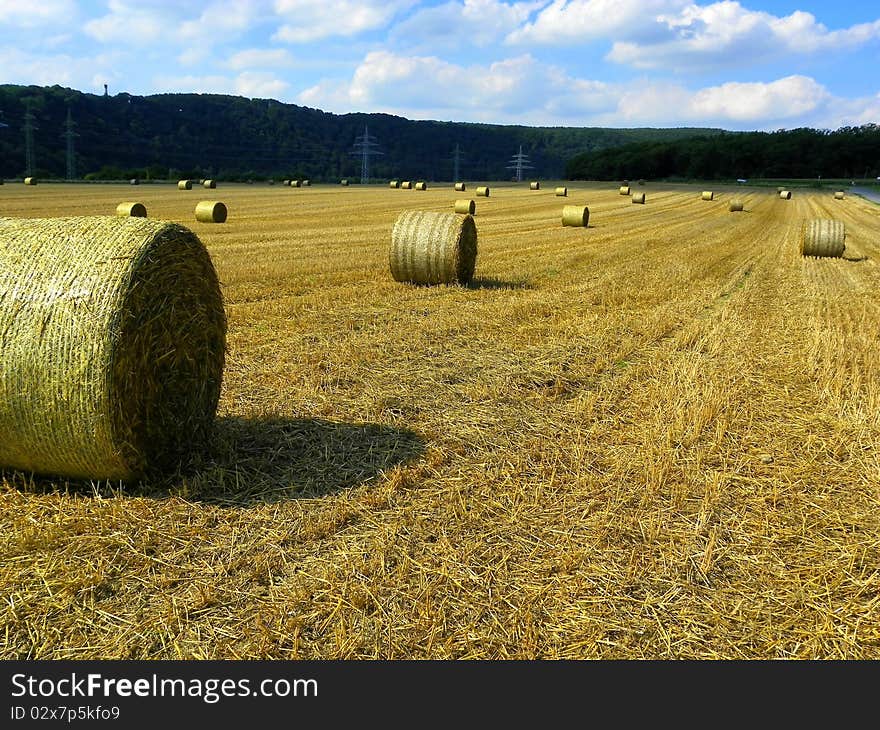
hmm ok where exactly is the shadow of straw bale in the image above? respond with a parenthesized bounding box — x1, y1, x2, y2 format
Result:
(467, 277, 532, 290)
(842, 255, 869, 262)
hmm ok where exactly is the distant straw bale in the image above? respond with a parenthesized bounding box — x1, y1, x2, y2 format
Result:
(130, 179, 139, 185)
(562, 205, 589, 227)
(341, 179, 349, 186)
(800, 219, 845, 258)
(401, 181, 412, 189)
(779, 190, 791, 200)
(529, 181, 540, 190)
(834, 191, 845, 200)
(291, 180, 302, 188)
(195, 201, 227, 223)
(454, 182, 466, 191)
(0, 215, 226, 480)
(178, 180, 192, 190)
(701, 191, 714, 200)
(390, 210, 477, 286)
(203, 179, 216, 189)
(475, 186, 489, 197)
(632, 192, 646, 204)
(24, 177, 37, 186)
(454, 199, 476, 215)
(619, 186, 630, 195)
(116, 202, 147, 218)
(728, 200, 744, 212)
(555, 186, 567, 197)
(390, 180, 400, 188)
(415, 182, 427, 190)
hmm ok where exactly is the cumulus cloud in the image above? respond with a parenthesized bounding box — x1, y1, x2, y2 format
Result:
(273, 0, 415, 43)
(0, 46, 122, 90)
(0, 0, 76, 27)
(226, 48, 294, 70)
(84, 0, 168, 45)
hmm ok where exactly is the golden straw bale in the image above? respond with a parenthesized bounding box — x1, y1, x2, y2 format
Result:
(415, 181, 428, 190)
(390, 210, 477, 286)
(302, 180, 310, 186)
(529, 181, 540, 190)
(728, 200, 744, 212)
(800, 219, 845, 258)
(203, 179, 216, 189)
(454, 199, 476, 215)
(475, 186, 489, 197)
(779, 190, 792, 199)
(178, 180, 192, 190)
(401, 181, 412, 189)
(701, 191, 714, 200)
(390, 180, 400, 188)
(116, 202, 147, 218)
(291, 180, 301, 187)
(834, 191, 845, 200)
(130, 179, 139, 185)
(340, 179, 349, 186)
(454, 182, 466, 191)
(0, 215, 226, 480)
(619, 186, 630, 195)
(195, 201, 227, 223)
(555, 186, 568, 197)
(24, 177, 37, 185)
(562, 205, 589, 227)
(632, 192, 646, 204)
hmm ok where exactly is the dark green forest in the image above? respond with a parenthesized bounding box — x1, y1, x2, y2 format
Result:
(0, 84, 719, 182)
(566, 126, 880, 181)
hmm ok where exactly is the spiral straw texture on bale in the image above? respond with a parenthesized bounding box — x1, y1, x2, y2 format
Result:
(203, 179, 216, 189)
(555, 187, 568, 197)
(779, 190, 791, 199)
(834, 191, 845, 200)
(701, 191, 714, 201)
(800, 219, 845, 258)
(561, 205, 589, 227)
(390, 210, 477, 286)
(178, 180, 192, 190)
(116, 202, 147, 218)
(475, 186, 489, 197)
(195, 201, 227, 223)
(632, 192, 646, 204)
(0, 216, 226, 481)
(619, 186, 630, 195)
(530, 181, 540, 190)
(729, 200, 744, 212)
(454, 199, 476, 215)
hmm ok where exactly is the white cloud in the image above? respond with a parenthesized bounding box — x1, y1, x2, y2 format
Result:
(0, 0, 76, 27)
(84, 0, 168, 45)
(153, 71, 289, 99)
(226, 48, 294, 70)
(178, 1, 266, 44)
(0, 46, 122, 91)
(272, 0, 415, 43)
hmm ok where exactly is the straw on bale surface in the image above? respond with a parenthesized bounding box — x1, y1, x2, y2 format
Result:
(454, 182, 466, 192)
(203, 179, 216, 189)
(701, 191, 714, 201)
(729, 200, 744, 212)
(475, 186, 489, 197)
(562, 205, 589, 227)
(0, 215, 226, 481)
(130, 179, 139, 185)
(24, 178, 36, 185)
(340, 179, 349, 186)
(415, 182, 427, 191)
(619, 186, 630, 195)
(555, 187, 568, 197)
(779, 190, 792, 200)
(530, 181, 540, 190)
(178, 180, 192, 190)
(834, 191, 845, 200)
(390, 180, 400, 188)
(195, 201, 227, 224)
(632, 192, 646, 204)
(401, 181, 412, 189)
(454, 199, 476, 215)
(390, 210, 477, 286)
(291, 180, 302, 188)
(800, 219, 845, 258)
(116, 202, 147, 218)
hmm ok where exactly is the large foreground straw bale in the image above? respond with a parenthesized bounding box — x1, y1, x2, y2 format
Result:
(178, 180, 192, 190)
(203, 179, 216, 189)
(116, 202, 147, 218)
(475, 186, 489, 197)
(530, 181, 540, 190)
(454, 199, 475, 214)
(800, 219, 845, 258)
(834, 191, 845, 200)
(24, 178, 36, 185)
(390, 210, 477, 286)
(729, 200, 744, 212)
(454, 182, 466, 191)
(632, 192, 646, 204)
(701, 191, 714, 201)
(555, 186, 567, 197)
(562, 205, 589, 227)
(0, 215, 226, 480)
(619, 186, 630, 195)
(779, 190, 791, 199)
(195, 201, 227, 223)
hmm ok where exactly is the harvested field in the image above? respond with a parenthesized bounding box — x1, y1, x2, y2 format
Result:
(1, 181, 880, 659)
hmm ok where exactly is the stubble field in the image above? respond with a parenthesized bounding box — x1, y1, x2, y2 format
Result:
(1, 180, 879, 658)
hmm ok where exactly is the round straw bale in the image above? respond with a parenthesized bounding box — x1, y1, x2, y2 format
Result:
(454, 199, 476, 215)
(728, 200, 744, 212)
(302, 180, 310, 186)
(0, 215, 226, 480)
(555, 186, 568, 197)
(800, 219, 845, 258)
(195, 201, 227, 223)
(632, 192, 646, 204)
(340, 179, 349, 186)
(116, 202, 147, 218)
(415, 181, 427, 190)
(475, 186, 489, 197)
(562, 205, 589, 227)
(401, 181, 412, 189)
(701, 191, 714, 201)
(282, 179, 290, 186)
(779, 190, 791, 200)
(454, 182, 466, 192)
(834, 191, 845, 200)
(130, 178, 139, 185)
(291, 180, 301, 188)
(619, 186, 630, 195)
(178, 179, 192, 190)
(24, 177, 37, 185)
(530, 181, 540, 190)
(203, 179, 216, 189)
(390, 180, 400, 188)
(390, 210, 477, 286)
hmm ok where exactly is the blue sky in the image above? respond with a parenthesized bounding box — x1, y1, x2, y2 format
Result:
(1, 0, 878, 130)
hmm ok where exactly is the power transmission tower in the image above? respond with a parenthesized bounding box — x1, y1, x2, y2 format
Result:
(350, 125, 383, 184)
(506, 145, 533, 182)
(62, 106, 79, 180)
(23, 104, 37, 177)
(452, 143, 464, 181)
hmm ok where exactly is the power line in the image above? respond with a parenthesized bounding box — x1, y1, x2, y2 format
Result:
(452, 143, 464, 182)
(350, 125, 383, 184)
(23, 104, 37, 177)
(62, 106, 79, 180)
(506, 145, 533, 182)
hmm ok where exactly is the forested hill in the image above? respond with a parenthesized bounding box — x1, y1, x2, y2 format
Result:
(566, 126, 880, 181)
(0, 84, 720, 181)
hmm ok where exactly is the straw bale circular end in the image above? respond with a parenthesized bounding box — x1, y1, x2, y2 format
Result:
(454, 182, 466, 192)
(779, 190, 791, 200)
(562, 205, 589, 227)
(203, 179, 216, 189)
(178, 179, 192, 190)
(619, 186, 630, 195)
(701, 191, 714, 201)
(475, 186, 489, 197)
(130, 179, 139, 185)
(116, 202, 147, 218)
(401, 181, 412, 189)
(0, 215, 226, 480)
(390, 180, 400, 188)
(555, 186, 568, 197)
(340, 179, 349, 186)
(632, 192, 646, 204)
(800, 219, 845, 258)
(24, 177, 37, 186)
(195, 201, 227, 224)
(529, 181, 540, 190)
(834, 191, 845, 200)
(728, 200, 744, 212)
(415, 181, 427, 190)
(454, 199, 476, 215)
(390, 210, 477, 286)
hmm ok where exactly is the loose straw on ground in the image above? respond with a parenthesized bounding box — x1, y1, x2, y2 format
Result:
(454, 199, 475, 215)
(390, 210, 477, 286)
(0, 215, 226, 480)
(195, 201, 227, 223)
(562, 205, 589, 227)
(800, 219, 845, 258)
(116, 202, 147, 218)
